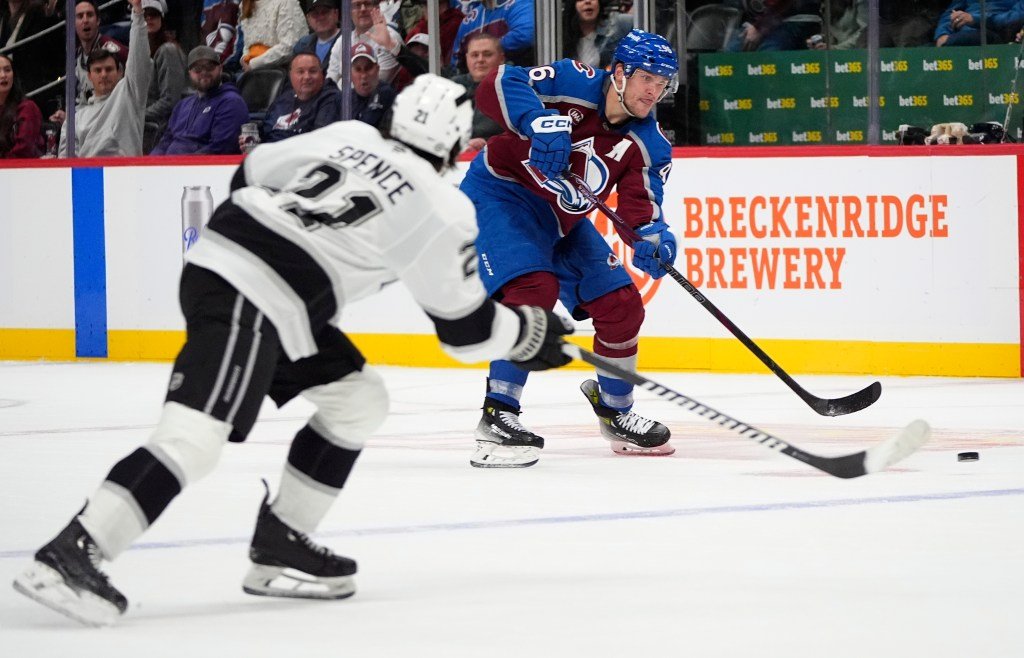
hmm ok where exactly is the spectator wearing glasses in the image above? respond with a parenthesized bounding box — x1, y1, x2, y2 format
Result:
(326, 0, 405, 84)
(150, 45, 249, 154)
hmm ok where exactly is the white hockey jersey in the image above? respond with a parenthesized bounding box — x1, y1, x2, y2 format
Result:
(185, 121, 521, 363)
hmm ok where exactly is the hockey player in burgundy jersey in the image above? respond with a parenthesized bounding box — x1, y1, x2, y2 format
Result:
(12, 74, 575, 627)
(462, 28, 681, 468)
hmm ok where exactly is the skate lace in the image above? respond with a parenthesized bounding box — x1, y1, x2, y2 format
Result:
(498, 410, 530, 434)
(78, 536, 112, 582)
(290, 530, 332, 559)
(616, 411, 656, 435)
(85, 542, 104, 570)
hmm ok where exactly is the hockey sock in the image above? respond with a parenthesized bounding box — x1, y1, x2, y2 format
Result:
(486, 361, 529, 408)
(79, 447, 183, 560)
(597, 373, 634, 413)
(272, 424, 361, 534)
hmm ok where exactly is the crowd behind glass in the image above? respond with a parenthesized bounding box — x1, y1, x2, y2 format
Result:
(0, 0, 1020, 157)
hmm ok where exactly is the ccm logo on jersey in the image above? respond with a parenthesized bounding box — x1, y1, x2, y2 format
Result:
(530, 116, 572, 132)
(568, 108, 584, 124)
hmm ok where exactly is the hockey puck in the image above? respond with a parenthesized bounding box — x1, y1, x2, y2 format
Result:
(957, 451, 979, 462)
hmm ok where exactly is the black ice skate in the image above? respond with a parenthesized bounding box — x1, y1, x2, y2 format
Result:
(580, 379, 675, 456)
(242, 482, 357, 600)
(12, 518, 128, 627)
(471, 397, 545, 468)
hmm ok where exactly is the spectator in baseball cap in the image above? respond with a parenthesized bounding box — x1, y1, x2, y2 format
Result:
(348, 42, 394, 128)
(150, 45, 249, 155)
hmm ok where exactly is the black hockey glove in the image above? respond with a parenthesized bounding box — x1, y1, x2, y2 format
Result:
(508, 305, 575, 371)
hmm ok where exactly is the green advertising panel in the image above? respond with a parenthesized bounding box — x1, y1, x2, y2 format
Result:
(697, 45, 1022, 146)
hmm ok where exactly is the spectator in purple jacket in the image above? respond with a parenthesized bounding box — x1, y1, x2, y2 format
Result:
(150, 45, 249, 154)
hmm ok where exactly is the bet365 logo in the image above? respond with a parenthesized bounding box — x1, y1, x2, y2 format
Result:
(587, 190, 662, 305)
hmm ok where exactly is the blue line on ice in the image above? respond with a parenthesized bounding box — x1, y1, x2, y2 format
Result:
(3, 488, 1021, 560)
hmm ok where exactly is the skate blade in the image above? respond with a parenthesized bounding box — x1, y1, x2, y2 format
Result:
(242, 564, 356, 600)
(470, 441, 539, 468)
(12, 562, 122, 627)
(609, 440, 676, 456)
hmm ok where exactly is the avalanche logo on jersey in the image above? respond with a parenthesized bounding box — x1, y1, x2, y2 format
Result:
(273, 108, 303, 131)
(523, 137, 610, 214)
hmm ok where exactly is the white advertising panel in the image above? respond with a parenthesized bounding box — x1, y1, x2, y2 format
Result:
(0, 168, 75, 328)
(642, 155, 1020, 343)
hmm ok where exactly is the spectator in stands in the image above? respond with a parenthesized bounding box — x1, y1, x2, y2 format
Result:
(56, 0, 151, 157)
(0, 0, 62, 113)
(293, 0, 341, 70)
(201, 0, 242, 63)
(238, 0, 307, 72)
(73, 0, 128, 103)
(349, 41, 394, 128)
(0, 52, 41, 157)
(327, 0, 405, 84)
(405, 0, 464, 67)
(935, 0, 1021, 46)
(406, 31, 429, 59)
(562, 0, 631, 69)
(807, 0, 867, 49)
(150, 44, 248, 154)
(397, 0, 423, 34)
(450, 33, 503, 151)
(449, 0, 534, 73)
(724, 0, 823, 52)
(879, 0, 945, 47)
(143, 0, 187, 137)
(254, 50, 339, 143)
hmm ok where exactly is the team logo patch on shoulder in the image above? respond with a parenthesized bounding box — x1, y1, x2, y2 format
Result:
(607, 254, 621, 270)
(569, 108, 584, 124)
(168, 372, 185, 392)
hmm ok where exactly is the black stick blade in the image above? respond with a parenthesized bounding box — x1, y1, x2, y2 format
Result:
(809, 381, 883, 417)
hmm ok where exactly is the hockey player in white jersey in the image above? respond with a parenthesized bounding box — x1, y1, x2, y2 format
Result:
(12, 74, 574, 627)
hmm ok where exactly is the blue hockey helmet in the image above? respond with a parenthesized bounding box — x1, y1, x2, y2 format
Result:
(611, 28, 679, 100)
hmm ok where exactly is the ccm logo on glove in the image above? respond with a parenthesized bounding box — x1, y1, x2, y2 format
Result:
(530, 116, 572, 133)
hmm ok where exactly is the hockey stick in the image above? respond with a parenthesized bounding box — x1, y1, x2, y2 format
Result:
(565, 172, 881, 417)
(563, 344, 928, 479)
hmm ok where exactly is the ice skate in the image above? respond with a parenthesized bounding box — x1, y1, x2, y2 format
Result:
(471, 397, 545, 468)
(242, 483, 357, 600)
(12, 518, 127, 627)
(580, 379, 674, 456)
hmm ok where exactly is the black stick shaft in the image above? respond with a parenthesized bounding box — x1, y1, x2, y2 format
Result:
(565, 172, 880, 417)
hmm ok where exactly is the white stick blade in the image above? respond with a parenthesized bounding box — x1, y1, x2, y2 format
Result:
(863, 419, 931, 473)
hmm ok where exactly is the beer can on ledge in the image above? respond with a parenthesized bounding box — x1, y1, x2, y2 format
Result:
(181, 185, 214, 256)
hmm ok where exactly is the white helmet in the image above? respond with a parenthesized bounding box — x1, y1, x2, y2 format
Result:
(389, 73, 472, 165)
